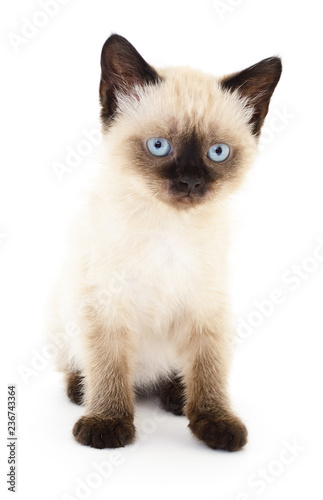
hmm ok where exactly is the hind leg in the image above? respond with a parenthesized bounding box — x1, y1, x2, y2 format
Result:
(160, 375, 186, 416)
(66, 372, 84, 405)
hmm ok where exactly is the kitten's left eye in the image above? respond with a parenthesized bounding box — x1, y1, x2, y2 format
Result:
(146, 138, 172, 157)
(207, 143, 230, 162)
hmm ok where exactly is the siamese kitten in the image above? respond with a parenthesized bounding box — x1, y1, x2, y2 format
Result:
(50, 34, 282, 451)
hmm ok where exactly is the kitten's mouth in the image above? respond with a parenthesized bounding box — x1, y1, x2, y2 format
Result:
(172, 192, 206, 208)
(178, 194, 194, 204)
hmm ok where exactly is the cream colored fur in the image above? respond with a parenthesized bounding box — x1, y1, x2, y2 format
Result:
(49, 66, 258, 396)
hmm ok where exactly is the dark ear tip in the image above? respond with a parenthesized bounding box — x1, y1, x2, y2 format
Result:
(253, 56, 282, 73)
(101, 33, 131, 54)
(263, 56, 283, 77)
(270, 56, 283, 84)
(269, 56, 282, 71)
(100, 34, 129, 72)
(252, 56, 282, 87)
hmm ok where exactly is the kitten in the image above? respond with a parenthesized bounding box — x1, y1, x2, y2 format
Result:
(50, 34, 282, 451)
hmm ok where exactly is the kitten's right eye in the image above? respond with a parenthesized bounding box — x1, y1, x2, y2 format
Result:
(146, 138, 172, 157)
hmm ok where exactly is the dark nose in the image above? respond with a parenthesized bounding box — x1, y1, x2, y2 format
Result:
(179, 176, 201, 193)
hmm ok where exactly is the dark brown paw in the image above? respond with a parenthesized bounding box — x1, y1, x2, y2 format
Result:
(66, 372, 84, 405)
(189, 413, 247, 452)
(72, 415, 136, 449)
(160, 376, 185, 416)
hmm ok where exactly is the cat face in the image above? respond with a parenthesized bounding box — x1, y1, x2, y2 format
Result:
(99, 35, 282, 209)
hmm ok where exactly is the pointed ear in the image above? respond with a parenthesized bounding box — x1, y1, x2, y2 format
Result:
(99, 34, 161, 123)
(221, 57, 282, 136)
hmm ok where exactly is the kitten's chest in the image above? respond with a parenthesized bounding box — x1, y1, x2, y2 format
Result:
(121, 232, 198, 334)
(96, 214, 223, 325)
(126, 232, 197, 299)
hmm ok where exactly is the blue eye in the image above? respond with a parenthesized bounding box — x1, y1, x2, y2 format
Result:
(207, 143, 230, 162)
(147, 138, 172, 157)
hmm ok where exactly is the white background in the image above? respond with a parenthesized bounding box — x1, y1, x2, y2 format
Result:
(1, 0, 323, 499)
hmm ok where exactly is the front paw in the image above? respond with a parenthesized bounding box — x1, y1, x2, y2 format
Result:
(188, 412, 247, 452)
(73, 414, 136, 449)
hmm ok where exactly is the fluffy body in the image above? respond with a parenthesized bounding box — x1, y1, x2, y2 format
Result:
(49, 35, 281, 451)
(50, 66, 257, 390)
